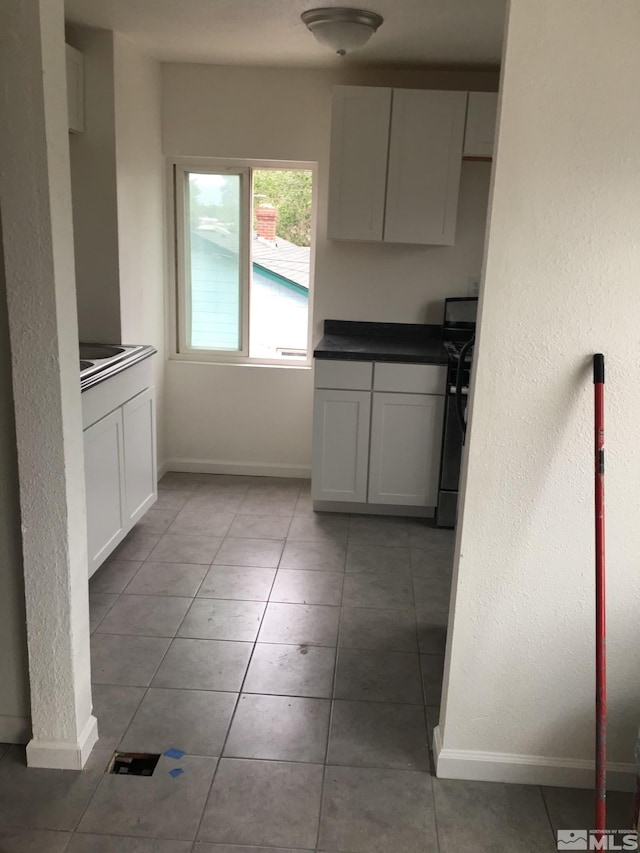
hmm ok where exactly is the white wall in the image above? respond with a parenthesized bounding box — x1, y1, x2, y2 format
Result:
(0, 216, 30, 743)
(162, 64, 497, 473)
(114, 34, 166, 463)
(67, 26, 121, 343)
(438, 0, 640, 789)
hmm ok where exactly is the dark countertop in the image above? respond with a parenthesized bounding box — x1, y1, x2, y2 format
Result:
(314, 320, 447, 365)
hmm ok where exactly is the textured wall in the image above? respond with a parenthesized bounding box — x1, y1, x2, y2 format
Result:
(67, 26, 121, 344)
(0, 0, 94, 763)
(0, 214, 30, 737)
(440, 0, 640, 781)
(162, 64, 497, 472)
(114, 34, 166, 464)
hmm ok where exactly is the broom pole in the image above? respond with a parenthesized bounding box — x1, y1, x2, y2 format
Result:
(594, 353, 606, 833)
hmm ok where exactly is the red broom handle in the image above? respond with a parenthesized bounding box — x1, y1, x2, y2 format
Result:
(594, 353, 606, 833)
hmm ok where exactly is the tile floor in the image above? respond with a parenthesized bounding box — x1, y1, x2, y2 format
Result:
(0, 473, 632, 852)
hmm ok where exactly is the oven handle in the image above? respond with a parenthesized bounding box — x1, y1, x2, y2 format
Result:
(455, 336, 475, 441)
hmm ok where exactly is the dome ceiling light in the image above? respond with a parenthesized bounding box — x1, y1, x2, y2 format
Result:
(301, 7, 384, 56)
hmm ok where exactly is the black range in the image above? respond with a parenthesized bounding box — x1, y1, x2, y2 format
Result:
(313, 320, 447, 365)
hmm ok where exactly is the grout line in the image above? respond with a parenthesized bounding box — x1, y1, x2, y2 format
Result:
(191, 536, 280, 845)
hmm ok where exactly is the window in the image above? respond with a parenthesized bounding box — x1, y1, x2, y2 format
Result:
(172, 159, 315, 364)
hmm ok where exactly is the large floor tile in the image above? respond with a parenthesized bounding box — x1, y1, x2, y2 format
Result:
(148, 534, 223, 564)
(243, 642, 336, 698)
(92, 684, 146, 750)
(328, 700, 430, 771)
(410, 545, 453, 577)
(0, 742, 9, 761)
(228, 514, 292, 540)
(152, 638, 252, 691)
(342, 573, 413, 610)
(318, 765, 436, 853)
(339, 606, 418, 652)
(0, 746, 107, 830)
(542, 785, 634, 832)
(214, 538, 284, 568)
(239, 494, 298, 516)
(408, 522, 455, 546)
(168, 510, 235, 538)
(348, 516, 411, 547)
(434, 778, 556, 852)
(421, 654, 445, 704)
(114, 532, 162, 561)
(183, 492, 246, 513)
(279, 540, 346, 572)
(198, 758, 323, 849)
(258, 602, 340, 647)
(154, 488, 193, 511)
(224, 693, 330, 763)
(125, 561, 209, 597)
(89, 593, 118, 633)
(0, 828, 71, 852)
(96, 594, 192, 638)
(247, 477, 303, 496)
(270, 569, 344, 606)
(334, 648, 423, 704)
(89, 560, 142, 594)
(346, 543, 411, 575)
(159, 472, 207, 490)
(178, 598, 265, 642)
(194, 845, 308, 853)
(287, 514, 349, 544)
(79, 754, 217, 841)
(120, 688, 236, 756)
(133, 508, 178, 535)
(91, 634, 171, 686)
(416, 618, 448, 654)
(68, 836, 192, 852)
(197, 565, 276, 601)
(413, 576, 450, 615)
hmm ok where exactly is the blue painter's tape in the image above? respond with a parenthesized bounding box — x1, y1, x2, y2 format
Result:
(164, 748, 185, 760)
(169, 768, 184, 778)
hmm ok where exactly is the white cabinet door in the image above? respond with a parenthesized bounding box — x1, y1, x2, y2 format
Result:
(385, 89, 467, 246)
(65, 44, 84, 134)
(368, 392, 445, 507)
(312, 389, 371, 502)
(84, 408, 125, 577)
(123, 387, 157, 524)
(327, 86, 392, 242)
(464, 92, 498, 158)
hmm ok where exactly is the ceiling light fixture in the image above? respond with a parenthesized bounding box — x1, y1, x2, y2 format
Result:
(301, 7, 384, 56)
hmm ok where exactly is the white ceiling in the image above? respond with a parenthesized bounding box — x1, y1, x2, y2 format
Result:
(64, 0, 506, 68)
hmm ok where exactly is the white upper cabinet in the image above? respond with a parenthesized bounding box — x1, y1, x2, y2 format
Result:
(328, 86, 392, 242)
(65, 44, 84, 134)
(463, 92, 498, 158)
(385, 89, 467, 246)
(327, 86, 467, 246)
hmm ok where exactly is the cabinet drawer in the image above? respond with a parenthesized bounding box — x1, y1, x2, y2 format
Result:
(374, 362, 446, 394)
(315, 360, 373, 390)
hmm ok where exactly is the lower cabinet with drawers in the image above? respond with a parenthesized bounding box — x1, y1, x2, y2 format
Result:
(312, 359, 446, 514)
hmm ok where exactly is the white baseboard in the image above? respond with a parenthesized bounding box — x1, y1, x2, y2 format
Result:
(157, 459, 169, 480)
(164, 458, 311, 479)
(434, 725, 635, 792)
(0, 715, 30, 744)
(26, 714, 99, 770)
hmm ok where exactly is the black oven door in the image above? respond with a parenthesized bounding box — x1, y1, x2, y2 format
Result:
(436, 391, 465, 528)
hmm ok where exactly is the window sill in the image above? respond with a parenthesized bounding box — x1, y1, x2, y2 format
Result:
(168, 355, 312, 370)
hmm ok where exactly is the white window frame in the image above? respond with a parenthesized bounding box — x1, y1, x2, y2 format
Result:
(168, 156, 317, 368)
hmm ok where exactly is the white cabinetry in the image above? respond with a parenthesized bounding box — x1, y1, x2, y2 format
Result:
(65, 44, 84, 134)
(83, 359, 157, 577)
(328, 86, 467, 246)
(368, 392, 444, 506)
(312, 359, 446, 512)
(463, 92, 498, 158)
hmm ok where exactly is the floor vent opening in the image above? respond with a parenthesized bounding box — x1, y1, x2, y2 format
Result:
(109, 752, 161, 777)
